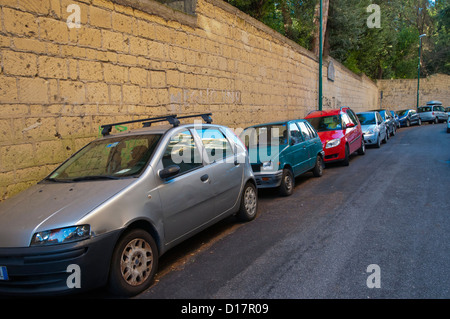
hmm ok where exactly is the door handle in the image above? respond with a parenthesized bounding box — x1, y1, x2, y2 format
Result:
(200, 174, 209, 182)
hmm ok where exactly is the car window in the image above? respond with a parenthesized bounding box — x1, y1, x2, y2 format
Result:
(196, 128, 233, 162)
(48, 135, 161, 181)
(289, 122, 303, 145)
(304, 121, 318, 138)
(357, 113, 376, 125)
(347, 109, 359, 125)
(307, 115, 342, 132)
(341, 113, 352, 126)
(162, 130, 202, 175)
(241, 124, 288, 148)
(376, 113, 383, 123)
(297, 122, 312, 141)
(418, 106, 431, 112)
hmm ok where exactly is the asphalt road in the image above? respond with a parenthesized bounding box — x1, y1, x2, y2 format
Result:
(133, 122, 450, 299)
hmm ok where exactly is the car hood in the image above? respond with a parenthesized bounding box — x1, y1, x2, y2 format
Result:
(360, 124, 376, 133)
(0, 179, 136, 247)
(317, 130, 344, 144)
(247, 144, 288, 165)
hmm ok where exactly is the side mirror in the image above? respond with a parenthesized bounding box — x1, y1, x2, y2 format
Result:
(346, 123, 355, 128)
(159, 165, 180, 179)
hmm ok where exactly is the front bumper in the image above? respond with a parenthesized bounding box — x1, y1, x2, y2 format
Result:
(323, 144, 345, 162)
(0, 230, 121, 296)
(253, 170, 283, 188)
(363, 133, 378, 145)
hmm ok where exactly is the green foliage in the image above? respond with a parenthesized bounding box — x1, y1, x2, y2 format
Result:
(226, 0, 449, 79)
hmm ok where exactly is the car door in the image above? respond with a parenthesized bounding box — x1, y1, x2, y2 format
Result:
(297, 121, 316, 169)
(194, 127, 243, 215)
(346, 109, 363, 152)
(286, 122, 310, 176)
(304, 120, 323, 161)
(376, 112, 386, 140)
(341, 112, 358, 153)
(156, 128, 215, 244)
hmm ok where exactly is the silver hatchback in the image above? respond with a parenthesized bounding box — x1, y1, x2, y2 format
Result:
(356, 111, 388, 148)
(0, 114, 257, 296)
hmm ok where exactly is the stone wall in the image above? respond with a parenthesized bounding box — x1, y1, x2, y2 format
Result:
(0, 0, 379, 200)
(378, 74, 450, 111)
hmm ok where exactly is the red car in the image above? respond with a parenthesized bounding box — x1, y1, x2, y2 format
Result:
(305, 107, 365, 166)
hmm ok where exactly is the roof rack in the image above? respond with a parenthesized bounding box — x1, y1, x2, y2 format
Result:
(100, 113, 213, 136)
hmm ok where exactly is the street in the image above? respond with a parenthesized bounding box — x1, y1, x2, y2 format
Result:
(132, 123, 450, 299)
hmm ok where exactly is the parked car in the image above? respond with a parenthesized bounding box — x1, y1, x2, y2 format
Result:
(445, 107, 450, 115)
(370, 109, 396, 137)
(356, 111, 388, 148)
(418, 101, 448, 124)
(447, 116, 450, 133)
(397, 109, 422, 127)
(305, 107, 365, 166)
(240, 119, 324, 196)
(390, 110, 401, 129)
(0, 114, 258, 297)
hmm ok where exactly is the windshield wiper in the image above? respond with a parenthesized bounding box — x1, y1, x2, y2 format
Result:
(43, 177, 74, 183)
(72, 175, 119, 182)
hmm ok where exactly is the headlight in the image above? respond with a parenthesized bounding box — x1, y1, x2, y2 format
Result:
(30, 225, 91, 246)
(325, 138, 341, 149)
(261, 160, 274, 171)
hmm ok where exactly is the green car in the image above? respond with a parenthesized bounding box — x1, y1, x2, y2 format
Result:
(240, 119, 325, 196)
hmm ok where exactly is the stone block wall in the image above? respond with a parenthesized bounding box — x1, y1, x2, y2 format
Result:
(377, 74, 450, 111)
(0, 0, 379, 200)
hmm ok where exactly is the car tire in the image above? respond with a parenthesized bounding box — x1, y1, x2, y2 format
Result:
(342, 145, 350, 166)
(236, 182, 258, 221)
(108, 229, 158, 297)
(418, 119, 422, 126)
(279, 168, 294, 196)
(391, 126, 396, 136)
(406, 119, 410, 127)
(374, 134, 380, 148)
(357, 138, 366, 155)
(312, 155, 324, 177)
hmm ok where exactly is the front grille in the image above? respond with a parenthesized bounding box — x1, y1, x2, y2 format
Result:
(0, 247, 87, 295)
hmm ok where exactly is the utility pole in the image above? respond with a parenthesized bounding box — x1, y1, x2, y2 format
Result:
(318, 0, 323, 111)
(417, 34, 426, 109)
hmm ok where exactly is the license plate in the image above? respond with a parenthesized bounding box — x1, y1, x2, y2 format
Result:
(0, 266, 8, 280)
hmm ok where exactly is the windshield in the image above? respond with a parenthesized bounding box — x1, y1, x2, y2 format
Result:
(398, 110, 408, 116)
(46, 134, 161, 182)
(357, 113, 376, 125)
(241, 124, 287, 148)
(306, 115, 342, 132)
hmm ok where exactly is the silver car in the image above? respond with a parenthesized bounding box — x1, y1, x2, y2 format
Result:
(0, 114, 258, 297)
(356, 111, 388, 148)
(418, 101, 448, 124)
